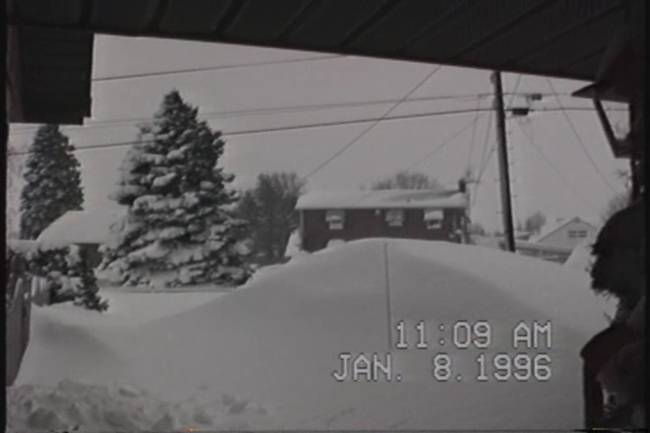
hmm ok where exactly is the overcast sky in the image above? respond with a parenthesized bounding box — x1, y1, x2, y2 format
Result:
(7, 35, 629, 234)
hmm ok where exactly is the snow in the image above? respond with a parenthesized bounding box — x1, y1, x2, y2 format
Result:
(151, 172, 177, 188)
(529, 216, 597, 243)
(8, 239, 68, 254)
(283, 230, 303, 258)
(166, 145, 189, 161)
(325, 238, 346, 249)
(132, 193, 200, 213)
(565, 235, 596, 273)
(10, 239, 614, 431)
(128, 241, 169, 262)
(7, 379, 271, 431)
(158, 226, 187, 240)
(36, 207, 128, 245)
(136, 153, 165, 165)
(167, 245, 205, 265)
(296, 189, 467, 210)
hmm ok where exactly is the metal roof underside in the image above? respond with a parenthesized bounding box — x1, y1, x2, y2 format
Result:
(7, 0, 635, 124)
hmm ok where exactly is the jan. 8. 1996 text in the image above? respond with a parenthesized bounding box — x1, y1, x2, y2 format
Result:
(332, 320, 552, 383)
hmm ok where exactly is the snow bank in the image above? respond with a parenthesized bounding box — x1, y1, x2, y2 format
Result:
(36, 207, 127, 245)
(565, 236, 596, 273)
(283, 230, 302, 258)
(7, 380, 274, 432)
(12, 239, 614, 431)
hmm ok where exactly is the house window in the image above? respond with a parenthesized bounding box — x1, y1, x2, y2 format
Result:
(568, 229, 588, 239)
(424, 209, 444, 230)
(325, 210, 344, 230)
(385, 209, 405, 227)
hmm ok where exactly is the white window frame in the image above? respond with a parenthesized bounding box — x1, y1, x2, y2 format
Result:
(569, 229, 588, 239)
(325, 210, 345, 231)
(424, 209, 444, 230)
(385, 209, 405, 227)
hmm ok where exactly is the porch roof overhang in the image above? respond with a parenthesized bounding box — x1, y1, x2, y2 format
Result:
(6, 0, 643, 125)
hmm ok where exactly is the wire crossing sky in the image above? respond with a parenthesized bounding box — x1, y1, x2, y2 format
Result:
(6, 35, 629, 233)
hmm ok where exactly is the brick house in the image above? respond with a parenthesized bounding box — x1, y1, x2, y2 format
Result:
(295, 188, 469, 253)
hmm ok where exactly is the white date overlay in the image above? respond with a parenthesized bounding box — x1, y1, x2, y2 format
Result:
(332, 321, 553, 382)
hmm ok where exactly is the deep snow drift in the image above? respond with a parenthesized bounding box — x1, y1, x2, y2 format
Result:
(11, 238, 613, 431)
(565, 235, 596, 273)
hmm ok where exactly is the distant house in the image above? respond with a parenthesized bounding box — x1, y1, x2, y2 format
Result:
(294, 188, 469, 253)
(37, 207, 127, 268)
(515, 231, 533, 241)
(530, 217, 597, 251)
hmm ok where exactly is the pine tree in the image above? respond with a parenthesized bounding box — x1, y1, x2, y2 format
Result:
(23, 245, 108, 312)
(20, 124, 84, 239)
(70, 247, 108, 312)
(101, 90, 252, 288)
(236, 172, 304, 264)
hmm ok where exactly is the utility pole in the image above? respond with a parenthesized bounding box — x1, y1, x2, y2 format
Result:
(491, 71, 516, 252)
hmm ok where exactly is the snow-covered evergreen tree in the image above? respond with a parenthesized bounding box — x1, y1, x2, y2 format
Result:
(20, 124, 84, 239)
(15, 125, 106, 311)
(100, 90, 252, 288)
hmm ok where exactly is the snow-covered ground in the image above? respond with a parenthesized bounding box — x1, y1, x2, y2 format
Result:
(38, 287, 226, 328)
(565, 235, 596, 273)
(9, 238, 614, 431)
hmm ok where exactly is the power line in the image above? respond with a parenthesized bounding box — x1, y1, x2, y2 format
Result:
(506, 74, 523, 109)
(8, 95, 615, 135)
(476, 112, 494, 185)
(6, 93, 492, 133)
(465, 97, 482, 172)
(351, 101, 484, 206)
(91, 54, 345, 82)
(471, 74, 520, 207)
(471, 115, 496, 209)
(545, 78, 619, 195)
(302, 65, 444, 180)
(8, 106, 627, 157)
(471, 147, 496, 209)
(470, 70, 519, 209)
(406, 113, 486, 172)
(7, 106, 493, 157)
(514, 118, 600, 212)
(502, 74, 523, 218)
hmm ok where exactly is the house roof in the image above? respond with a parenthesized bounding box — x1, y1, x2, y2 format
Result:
(7, 0, 641, 124)
(295, 189, 467, 210)
(36, 207, 127, 245)
(529, 217, 597, 243)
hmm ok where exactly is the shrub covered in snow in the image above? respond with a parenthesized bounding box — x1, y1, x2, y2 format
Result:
(8, 241, 108, 312)
(100, 90, 252, 289)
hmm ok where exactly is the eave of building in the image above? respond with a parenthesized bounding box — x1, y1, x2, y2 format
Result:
(6, 0, 638, 125)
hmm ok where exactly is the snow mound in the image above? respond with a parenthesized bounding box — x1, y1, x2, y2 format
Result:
(565, 236, 596, 273)
(36, 207, 127, 245)
(14, 238, 614, 430)
(7, 380, 273, 432)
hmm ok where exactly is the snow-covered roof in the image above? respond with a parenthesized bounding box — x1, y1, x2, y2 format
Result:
(37, 207, 127, 246)
(530, 217, 596, 243)
(7, 238, 70, 253)
(295, 189, 467, 210)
